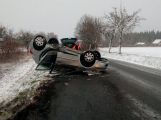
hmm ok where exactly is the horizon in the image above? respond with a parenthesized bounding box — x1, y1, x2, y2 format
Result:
(1, 0, 161, 38)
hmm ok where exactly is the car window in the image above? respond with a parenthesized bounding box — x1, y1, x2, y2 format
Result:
(61, 38, 77, 48)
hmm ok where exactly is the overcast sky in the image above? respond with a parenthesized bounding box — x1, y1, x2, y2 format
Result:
(0, 0, 161, 38)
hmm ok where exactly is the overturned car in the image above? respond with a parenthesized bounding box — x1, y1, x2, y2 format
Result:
(29, 35, 109, 73)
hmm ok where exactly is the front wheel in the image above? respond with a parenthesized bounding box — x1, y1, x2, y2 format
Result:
(33, 35, 47, 50)
(80, 51, 96, 67)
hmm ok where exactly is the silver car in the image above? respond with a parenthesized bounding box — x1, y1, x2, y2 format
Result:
(29, 35, 109, 73)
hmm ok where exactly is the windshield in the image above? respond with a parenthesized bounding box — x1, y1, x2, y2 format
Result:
(61, 38, 77, 48)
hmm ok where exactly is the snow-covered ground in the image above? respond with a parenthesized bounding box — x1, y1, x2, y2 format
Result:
(0, 56, 48, 106)
(100, 47, 161, 70)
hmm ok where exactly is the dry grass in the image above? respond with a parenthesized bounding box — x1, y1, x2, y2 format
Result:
(0, 52, 29, 63)
(0, 40, 29, 63)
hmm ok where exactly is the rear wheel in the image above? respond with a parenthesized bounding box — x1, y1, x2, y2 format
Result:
(80, 51, 96, 67)
(48, 38, 59, 49)
(93, 51, 101, 59)
(33, 35, 47, 50)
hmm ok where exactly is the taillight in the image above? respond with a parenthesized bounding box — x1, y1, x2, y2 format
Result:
(29, 49, 33, 54)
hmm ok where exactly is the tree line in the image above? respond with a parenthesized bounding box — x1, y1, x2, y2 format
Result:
(0, 25, 35, 61)
(0, 25, 34, 49)
(123, 31, 161, 46)
(102, 31, 161, 47)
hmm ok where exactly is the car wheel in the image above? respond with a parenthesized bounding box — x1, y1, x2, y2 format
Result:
(33, 35, 47, 50)
(80, 51, 96, 67)
(94, 51, 101, 59)
(48, 38, 59, 49)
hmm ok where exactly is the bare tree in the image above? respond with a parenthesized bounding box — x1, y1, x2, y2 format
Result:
(103, 28, 116, 53)
(0, 25, 7, 38)
(75, 15, 103, 50)
(104, 8, 143, 54)
(103, 11, 118, 53)
(16, 30, 34, 48)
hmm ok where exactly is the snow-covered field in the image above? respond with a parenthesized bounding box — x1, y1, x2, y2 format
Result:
(100, 47, 161, 70)
(0, 56, 49, 106)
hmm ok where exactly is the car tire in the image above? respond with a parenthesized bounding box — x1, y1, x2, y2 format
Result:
(33, 35, 47, 50)
(80, 51, 96, 67)
(94, 51, 101, 59)
(48, 38, 59, 49)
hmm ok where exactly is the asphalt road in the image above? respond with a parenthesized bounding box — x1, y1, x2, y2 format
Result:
(47, 60, 161, 120)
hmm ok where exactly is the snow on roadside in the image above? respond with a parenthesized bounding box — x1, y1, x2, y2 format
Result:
(0, 57, 48, 105)
(100, 47, 161, 70)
